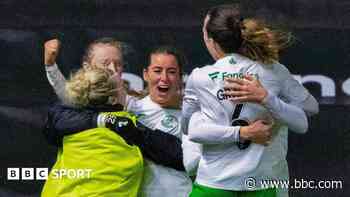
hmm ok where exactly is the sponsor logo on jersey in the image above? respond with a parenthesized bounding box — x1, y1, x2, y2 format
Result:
(123, 72, 346, 104)
(208, 71, 220, 80)
(229, 57, 237, 64)
(217, 89, 233, 101)
(208, 71, 244, 81)
(208, 71, 259, 82)
(161, 114, 179, 129)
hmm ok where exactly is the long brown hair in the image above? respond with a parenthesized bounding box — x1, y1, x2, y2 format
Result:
(206, 4, 293, 64)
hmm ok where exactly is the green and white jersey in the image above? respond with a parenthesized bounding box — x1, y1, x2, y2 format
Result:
(183, 53, 309, 191)
(45, 63, 195, 196)
(45, 59, 316, 197)
(127, 96, 182, 138)
(126, 96, 192, 197)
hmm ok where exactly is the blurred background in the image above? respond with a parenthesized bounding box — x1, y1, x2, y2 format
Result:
(0, 0, 349, 196)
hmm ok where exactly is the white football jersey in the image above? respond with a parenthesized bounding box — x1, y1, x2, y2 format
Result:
(183, 53, 309, 190)
(45, 60, 313, 197)
(126, 96, 192, 197)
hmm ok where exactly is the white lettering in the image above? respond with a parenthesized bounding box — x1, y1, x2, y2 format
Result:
(293, 75, 336, 97)
(51, 169, 92, 179)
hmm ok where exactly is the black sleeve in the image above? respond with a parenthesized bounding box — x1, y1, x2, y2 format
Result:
(131, 122, 185, 171)
(105, 117, 185, 171)
(43, 103, 97, 146)
(43, 103, 185, 171)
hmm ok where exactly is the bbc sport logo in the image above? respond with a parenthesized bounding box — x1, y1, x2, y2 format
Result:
(7, 168, 48, 180)
(7, 168, 92, 180)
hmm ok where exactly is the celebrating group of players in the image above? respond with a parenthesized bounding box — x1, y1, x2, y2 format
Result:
(41, 4, 319, 197)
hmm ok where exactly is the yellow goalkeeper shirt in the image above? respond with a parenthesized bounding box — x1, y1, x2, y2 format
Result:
(41, 112, 143, 197)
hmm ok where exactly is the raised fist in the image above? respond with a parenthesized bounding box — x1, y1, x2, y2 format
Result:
(44, 39, 61, 66)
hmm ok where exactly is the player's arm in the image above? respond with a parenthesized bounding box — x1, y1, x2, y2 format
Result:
(181, 70, 204, 175)
(279, 72, 319, 117)
(184, 70, 272, 145)
(44, 103, 185, 171)
(188, 111, 272, 145)
(44, 39, 66, 101)
(224, 75, 309, 133)
(182, 69, 200, 135)
(109, 119, 185, 171)
(181, 133, 201, 176)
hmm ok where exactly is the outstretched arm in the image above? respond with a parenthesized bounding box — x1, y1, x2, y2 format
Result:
(105, 117, 185, 171)
(188, 111, 273, 145)
(44, 103, 185, 171)
(183, 70, 273, 146)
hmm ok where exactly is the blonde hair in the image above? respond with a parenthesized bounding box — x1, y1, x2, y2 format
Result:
(240, 18, 293, 64)
(65, 67, 118, 107)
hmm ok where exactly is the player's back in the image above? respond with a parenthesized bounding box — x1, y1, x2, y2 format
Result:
(192, 55, 269, 125)
(187, 54, 275, 190)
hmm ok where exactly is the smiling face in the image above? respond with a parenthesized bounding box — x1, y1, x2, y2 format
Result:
(143, 53, 181, 108)
(87, 43, 123, 75)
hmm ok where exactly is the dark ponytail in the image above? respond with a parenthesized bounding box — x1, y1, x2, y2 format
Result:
(206, 4, 293, 64)
(206, 4, 244, 53)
